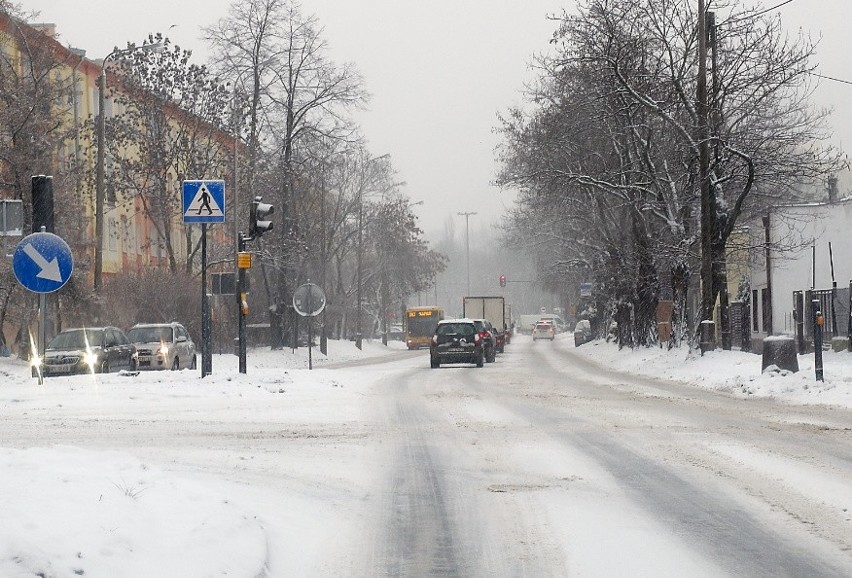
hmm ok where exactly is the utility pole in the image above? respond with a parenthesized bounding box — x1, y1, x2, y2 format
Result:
(457, 211, 476, 296)
(356, 189, 364, 350)
(697, 0, 714, 326)
(94, 43, 161, 292)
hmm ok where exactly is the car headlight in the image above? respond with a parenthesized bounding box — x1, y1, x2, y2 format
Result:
(30, 354, 42, 368)
(158, 345, 169, 356)
(84, 351, 99, 368)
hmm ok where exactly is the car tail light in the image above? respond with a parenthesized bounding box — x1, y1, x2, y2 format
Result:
(431, 337, 437, 346)
(474, 333, 481, 344)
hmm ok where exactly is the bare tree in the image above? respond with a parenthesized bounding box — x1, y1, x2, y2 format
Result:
(497, 0, 844, 346)
(101, 36, 233, 274)
(204, 0, 368, 348)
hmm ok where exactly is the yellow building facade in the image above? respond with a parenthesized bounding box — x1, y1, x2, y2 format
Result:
(0, 12, 236, 288)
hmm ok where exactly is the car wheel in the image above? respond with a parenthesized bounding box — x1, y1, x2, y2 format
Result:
(476, 351, 484, 368)
(190, 354, 197, 370)
(487, 348, 496, 363)
(171, 357, 180, 371)
(130, 357, 138, 371)
(430, 359, 439, 369)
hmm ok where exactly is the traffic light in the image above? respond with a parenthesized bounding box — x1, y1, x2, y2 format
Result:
(31, 175, 54, 233)
(249, 196, 274, 238)
(499, 274, 506, 287)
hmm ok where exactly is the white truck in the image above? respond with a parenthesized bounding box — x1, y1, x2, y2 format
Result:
(463, 296, 506, 332)
(463, 296, 507, 352)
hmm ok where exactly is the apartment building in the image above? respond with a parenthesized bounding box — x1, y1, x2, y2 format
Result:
(0, 11, 237, 288)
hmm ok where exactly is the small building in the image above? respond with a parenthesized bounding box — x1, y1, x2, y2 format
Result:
(747, 197, 852, 352)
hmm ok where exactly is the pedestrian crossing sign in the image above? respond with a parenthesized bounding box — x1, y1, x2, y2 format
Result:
(183, 180, 225, 224)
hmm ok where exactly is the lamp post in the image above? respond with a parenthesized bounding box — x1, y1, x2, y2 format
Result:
(457, 211, 477, 296)
(94, 43, 161, 291)
(355, 188, 364, 350)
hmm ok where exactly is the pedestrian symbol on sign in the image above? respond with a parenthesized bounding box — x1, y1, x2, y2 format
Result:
(185, 183, 223, 218)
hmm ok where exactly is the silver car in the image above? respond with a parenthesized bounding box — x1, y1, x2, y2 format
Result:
(127, 322, 197, 370)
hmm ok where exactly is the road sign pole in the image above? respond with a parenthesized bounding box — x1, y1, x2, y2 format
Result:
(292, 282, 326, 371)
(36, 227, 47, 371)
(12, 228, 74, 383)
(307, 281, 313, 370)
(37, 292, 45, 385)
(201, 224, 212, 377)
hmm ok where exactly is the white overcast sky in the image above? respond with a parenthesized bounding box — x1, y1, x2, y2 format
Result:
(17, 0, 852, 237)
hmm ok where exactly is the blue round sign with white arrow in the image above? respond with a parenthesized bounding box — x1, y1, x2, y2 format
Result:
(13, 232, 74, 293)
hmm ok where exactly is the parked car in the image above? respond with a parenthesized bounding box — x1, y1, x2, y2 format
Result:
(388, 323, 405, 342)
(574, 319, 593, 347)
(127, 322, 196, 370)
(34, 326, 137, 377)
(472, 318, 497, 362)
(491, 326, 506, 353)
(430, 319, 484, 368)
(532, 321, 556, 341)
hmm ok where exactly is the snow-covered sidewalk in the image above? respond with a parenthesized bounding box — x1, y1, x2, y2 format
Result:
(563, 337, 852, 409)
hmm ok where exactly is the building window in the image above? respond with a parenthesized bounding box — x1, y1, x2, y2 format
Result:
(752, 289, 759, 332)
(761, 288, 770, 333)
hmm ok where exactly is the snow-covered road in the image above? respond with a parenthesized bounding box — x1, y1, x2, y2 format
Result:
(1, 337, 850, 576)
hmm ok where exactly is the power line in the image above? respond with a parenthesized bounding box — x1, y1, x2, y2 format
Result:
(717, 0, 852, 86)
(751, 0, 795, 19)
(809, 72, 852, 86)
(723, 0, 796, 25)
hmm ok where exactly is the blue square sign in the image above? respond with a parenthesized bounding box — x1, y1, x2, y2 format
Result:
(183, 180, 225, 224)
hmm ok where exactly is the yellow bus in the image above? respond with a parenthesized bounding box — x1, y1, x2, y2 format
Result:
(405, 306, 444, 349)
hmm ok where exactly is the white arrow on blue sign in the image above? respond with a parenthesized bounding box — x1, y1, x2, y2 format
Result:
(13, 232, 74, 293)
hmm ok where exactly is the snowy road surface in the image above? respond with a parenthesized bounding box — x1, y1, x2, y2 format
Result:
(1, 336, 851, 576)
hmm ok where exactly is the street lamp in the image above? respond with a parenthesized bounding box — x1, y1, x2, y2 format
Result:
(457, 211, 477, 296)
(94, 43, 161, 291)
(356, 189, 364, 350)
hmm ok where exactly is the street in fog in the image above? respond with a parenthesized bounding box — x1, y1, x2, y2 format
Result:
(2, 337, 850, 576)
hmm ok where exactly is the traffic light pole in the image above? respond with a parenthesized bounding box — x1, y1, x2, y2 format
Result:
(236, 196, 273, 374)
(238, 233, 247, 374)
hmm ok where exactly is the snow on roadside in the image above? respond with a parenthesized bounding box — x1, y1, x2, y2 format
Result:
(562, 336, 852, 409)
(0, 339, 404, 577)
(0, 446, 268, 578)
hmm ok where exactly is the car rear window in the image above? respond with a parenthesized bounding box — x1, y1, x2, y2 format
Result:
(437, 323, 475, 337)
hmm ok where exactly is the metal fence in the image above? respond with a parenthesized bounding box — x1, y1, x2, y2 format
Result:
(728, 300, 751, 352)
(793, 286, 850, 352)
